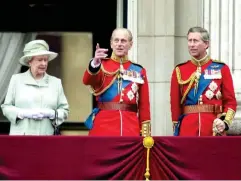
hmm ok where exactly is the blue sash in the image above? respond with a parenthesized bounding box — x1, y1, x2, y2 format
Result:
(174, 62, 224, 136)
(84, 64, 142, 130)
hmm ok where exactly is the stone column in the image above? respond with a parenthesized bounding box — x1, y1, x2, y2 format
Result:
(127, 0, 202, 136)
(203, 0, 241, 135)
(232, 0, 241, 134)
(128, 0, 138, 63)
(128, 0, 175, 136)
(174, 0, 203, 65)
(128, 0, 203, 136)
(117, 0, 124, 28)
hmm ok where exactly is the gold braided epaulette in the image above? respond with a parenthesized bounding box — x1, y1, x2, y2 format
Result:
(212, 59, 225, 64)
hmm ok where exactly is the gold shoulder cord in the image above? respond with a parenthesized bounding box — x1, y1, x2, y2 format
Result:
(89, 64, 120, 96)
(175, 67, 196, 104)
(101, 64, 120, 75)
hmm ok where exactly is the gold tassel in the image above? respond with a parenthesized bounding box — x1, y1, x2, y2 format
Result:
(143, 136, 154, 181)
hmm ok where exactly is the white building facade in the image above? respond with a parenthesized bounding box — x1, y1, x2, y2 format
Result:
(126, 0, 241, 136)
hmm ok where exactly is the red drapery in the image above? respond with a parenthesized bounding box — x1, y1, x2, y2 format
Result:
(0, 136, 241, 180)
(0, 136, 145, 180)
(151, 136, 241, 180)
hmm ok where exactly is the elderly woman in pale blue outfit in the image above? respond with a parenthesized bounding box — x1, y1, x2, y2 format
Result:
(1, 40, 69, 135)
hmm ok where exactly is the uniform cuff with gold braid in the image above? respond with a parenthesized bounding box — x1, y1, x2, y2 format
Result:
(141, 120, 151, 137)
(218, 108, 236, 131)
(224, 108, 235, 126)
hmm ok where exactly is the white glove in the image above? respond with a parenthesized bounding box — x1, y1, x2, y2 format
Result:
(39, 108, 55, 119)
(213, 118, 225, 134)
(18, 109, 44, 119)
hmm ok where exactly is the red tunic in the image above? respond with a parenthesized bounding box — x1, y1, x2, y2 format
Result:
(170, 57, 237, 136)
(82, 56, 151, 136)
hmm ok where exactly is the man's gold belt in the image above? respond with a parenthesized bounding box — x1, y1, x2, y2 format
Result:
(183, 104, 222, 114)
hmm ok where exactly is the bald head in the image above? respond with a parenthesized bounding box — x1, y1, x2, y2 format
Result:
(111, 28, 133, 42)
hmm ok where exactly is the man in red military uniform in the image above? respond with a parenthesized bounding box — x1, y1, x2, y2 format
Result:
(82, 28, 151, 137)
(170, 26, 237, 136)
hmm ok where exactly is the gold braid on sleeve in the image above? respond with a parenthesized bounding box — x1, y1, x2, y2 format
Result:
(224, 108, 236, 126)
(175, 67, 196, 104)
(141, 121, 151, 137)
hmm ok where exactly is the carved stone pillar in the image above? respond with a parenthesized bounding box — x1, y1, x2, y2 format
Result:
(128, 0, 203, 136)
(203, 0, 241, 135)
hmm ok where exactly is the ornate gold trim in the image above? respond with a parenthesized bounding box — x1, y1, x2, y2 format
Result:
(111, 52, 129, 63)
(180, 77, 196, 104)
(224, 108, 236, 126)
(101, 64, 120, 75)
(91, 73, 119, 96)
(212, 59, 223, 63)
(141, 121, 151, 137)
(88, 58, 124, 96)
(190, 55, 210, 66)
(88, 73, 107, 95)
(175, 67, 196, 85)
(175, 67, 199, 104)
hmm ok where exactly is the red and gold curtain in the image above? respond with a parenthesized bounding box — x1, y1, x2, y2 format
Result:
(0, 136, 240, 180)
